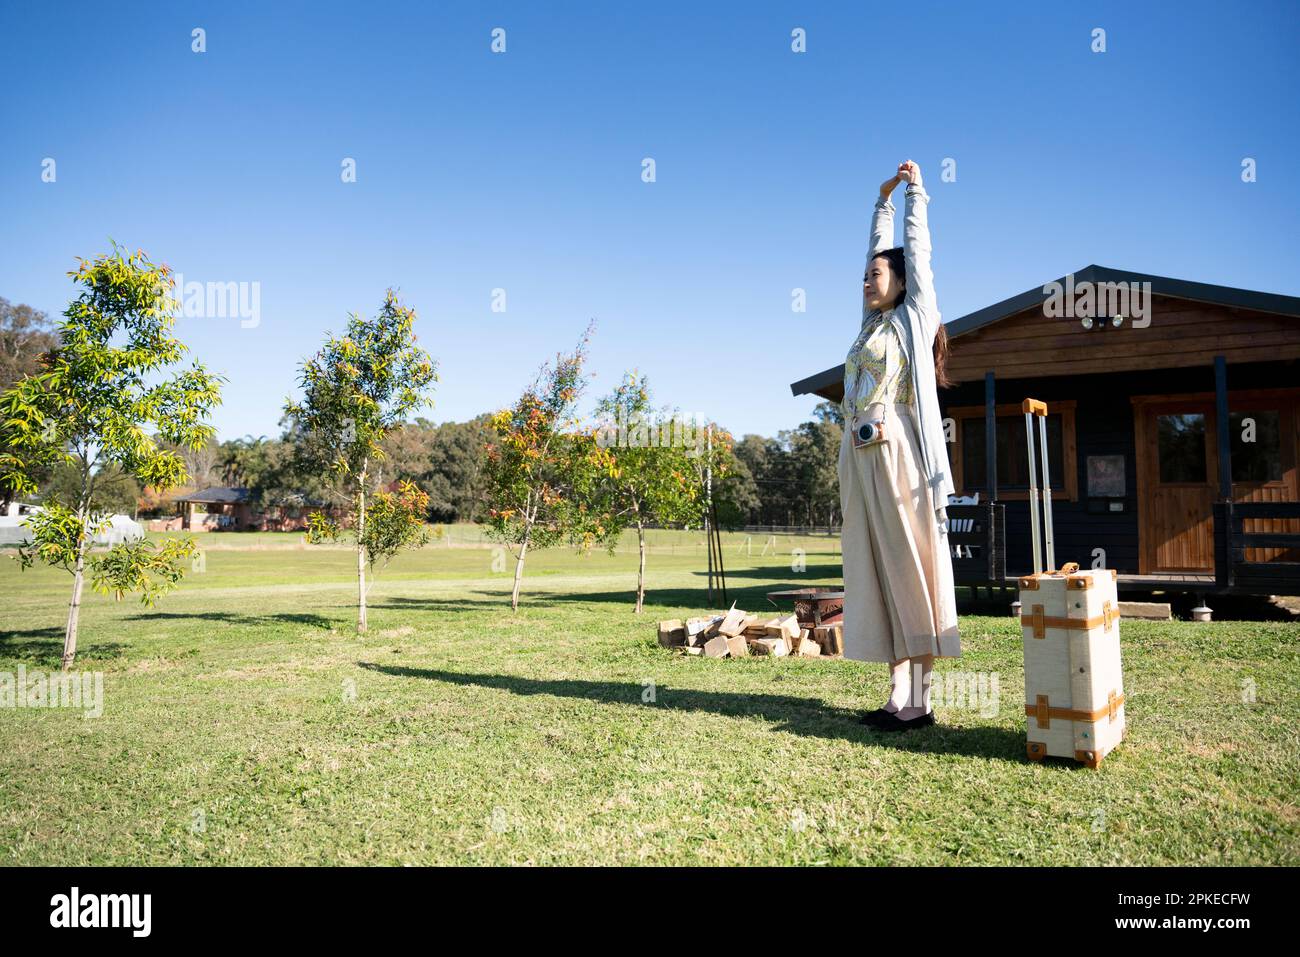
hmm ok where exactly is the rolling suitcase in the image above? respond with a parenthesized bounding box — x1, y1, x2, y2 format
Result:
(1018, 398, 1126, 768)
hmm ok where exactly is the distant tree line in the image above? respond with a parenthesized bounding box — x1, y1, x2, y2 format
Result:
(716, 402, 844, 529)
(5, 293, 846, 530)
(168, 415, 495, 523)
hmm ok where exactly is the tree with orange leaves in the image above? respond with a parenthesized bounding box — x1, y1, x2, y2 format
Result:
(483, 324, 613, 611)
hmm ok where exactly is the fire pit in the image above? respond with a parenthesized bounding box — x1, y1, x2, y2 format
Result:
(766, 588, 844, 628)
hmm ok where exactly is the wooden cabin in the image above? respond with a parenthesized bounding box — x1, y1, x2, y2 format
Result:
(172, 487, 254, 531)
(790, 265, 1300, 599)
(169, 486, 334, 532)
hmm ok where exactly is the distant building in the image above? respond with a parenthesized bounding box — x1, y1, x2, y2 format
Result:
(165, 487, 337, 532)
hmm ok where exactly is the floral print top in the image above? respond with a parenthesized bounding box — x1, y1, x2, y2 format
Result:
(842, 308, 913, 421)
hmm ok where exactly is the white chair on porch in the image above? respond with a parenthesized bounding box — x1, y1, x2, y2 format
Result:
(946, 492, 979, 559)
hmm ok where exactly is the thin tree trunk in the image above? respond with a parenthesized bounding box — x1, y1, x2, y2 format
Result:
(357, 538, 367, 633)
(62, 458, 94, 671)
(357, 461, 368, 634)
(511, 519, 531, 612)
(62, 534, 88, 672)
(635, 518, 646, 614)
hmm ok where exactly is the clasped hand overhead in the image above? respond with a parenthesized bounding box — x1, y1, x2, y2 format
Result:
(879, 160, 923, 198)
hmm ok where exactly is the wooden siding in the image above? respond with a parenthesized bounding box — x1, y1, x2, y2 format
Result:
(936, 361, 1300, 577)
(944, 296, 1300, 384)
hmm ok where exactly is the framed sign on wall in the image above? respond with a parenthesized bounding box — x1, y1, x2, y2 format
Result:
(1087, 454, 1126, 498)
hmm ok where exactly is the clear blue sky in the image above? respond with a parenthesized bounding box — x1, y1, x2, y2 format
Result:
(2, 1, 1297, 443)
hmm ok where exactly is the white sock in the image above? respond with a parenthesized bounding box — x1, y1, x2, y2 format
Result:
(888, 662, 911, 709)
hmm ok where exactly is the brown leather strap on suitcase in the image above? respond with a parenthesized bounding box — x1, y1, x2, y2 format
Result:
(1027, 690, 1126, 728)
(1022, 600, 1119, 638)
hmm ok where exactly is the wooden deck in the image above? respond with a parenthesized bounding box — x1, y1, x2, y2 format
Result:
(999, 572, 1215, 587)
(985, 573, 1221, 596)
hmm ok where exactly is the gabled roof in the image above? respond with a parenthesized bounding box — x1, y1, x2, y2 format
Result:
(788, 365, 846, 402)
(790, 265, 1300, 398)
(174, 486, 250, 504)
(945, 264, 1300, 339)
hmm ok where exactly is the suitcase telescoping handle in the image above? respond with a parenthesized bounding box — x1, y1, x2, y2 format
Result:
(1022, 398, 1056, 575)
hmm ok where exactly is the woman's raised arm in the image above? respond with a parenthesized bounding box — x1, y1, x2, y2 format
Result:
(869, 174, 901, 259)
(898, 160, 938, 335)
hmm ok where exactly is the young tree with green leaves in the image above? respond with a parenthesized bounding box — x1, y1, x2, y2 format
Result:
(483, 326, 612, 611)
(283, 290, 438, 633)
(0, 245, 222, 670)
(589, 373, 706, 613)
(305, 479, 431, 588)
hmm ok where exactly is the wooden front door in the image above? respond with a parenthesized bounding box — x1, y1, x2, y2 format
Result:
(1133, 389, 1300, 573)
(1135, 400, 1217, 572)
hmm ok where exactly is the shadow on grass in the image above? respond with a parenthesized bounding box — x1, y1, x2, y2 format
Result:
(0, 626, 131, 665)
(370, 583, 840, 614)
(369, 586, 1009, 620)
(123, 611, 338, 629)
(370, 595, 565, 612)
(356, 663, 1028, 762)
(696, 562, 843, 580)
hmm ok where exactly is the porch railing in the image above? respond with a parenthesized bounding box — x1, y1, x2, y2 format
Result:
(947, 503, 1006, 586)
(1213, 501, 1300, 595)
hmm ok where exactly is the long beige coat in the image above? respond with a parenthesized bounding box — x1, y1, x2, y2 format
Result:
(838, 400, 961, 663)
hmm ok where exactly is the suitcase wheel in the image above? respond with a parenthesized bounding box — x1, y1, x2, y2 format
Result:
(1074, 749, 1102, 769)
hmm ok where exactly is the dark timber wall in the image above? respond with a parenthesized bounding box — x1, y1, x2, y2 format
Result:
(938, 358, 1300, 577)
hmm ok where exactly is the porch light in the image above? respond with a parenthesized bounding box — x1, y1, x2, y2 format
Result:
(1079, 315, 1126, 330)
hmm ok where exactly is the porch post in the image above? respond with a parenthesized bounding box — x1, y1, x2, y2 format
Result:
(1214, 354, 1232, 501)
(984, 371, 997, 499)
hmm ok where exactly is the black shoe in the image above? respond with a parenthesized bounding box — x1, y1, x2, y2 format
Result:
(859, 707, 898, 727)
(875, 710, 936, 732)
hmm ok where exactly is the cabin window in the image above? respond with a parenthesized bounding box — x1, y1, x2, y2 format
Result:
(962, 415, 1065, 490)
(1229, 410, 1283, 483)
(951, 400, 1081, 501)
(1156, 413, 1207, 483)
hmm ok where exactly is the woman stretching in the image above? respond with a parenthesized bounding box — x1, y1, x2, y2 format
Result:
(838, 160, 961, 731)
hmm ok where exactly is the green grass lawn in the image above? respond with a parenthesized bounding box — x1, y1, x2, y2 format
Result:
(1, 527, 1297, 865)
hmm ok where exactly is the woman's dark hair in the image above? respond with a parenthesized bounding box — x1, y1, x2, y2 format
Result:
(866, 247, 952, 388)
(865, 247, 907, 302)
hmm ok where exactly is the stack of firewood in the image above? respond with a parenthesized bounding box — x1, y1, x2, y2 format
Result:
(656, 604, 843, 659)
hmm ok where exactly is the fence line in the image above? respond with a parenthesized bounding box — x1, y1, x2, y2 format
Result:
(429, 523, 844, 557)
